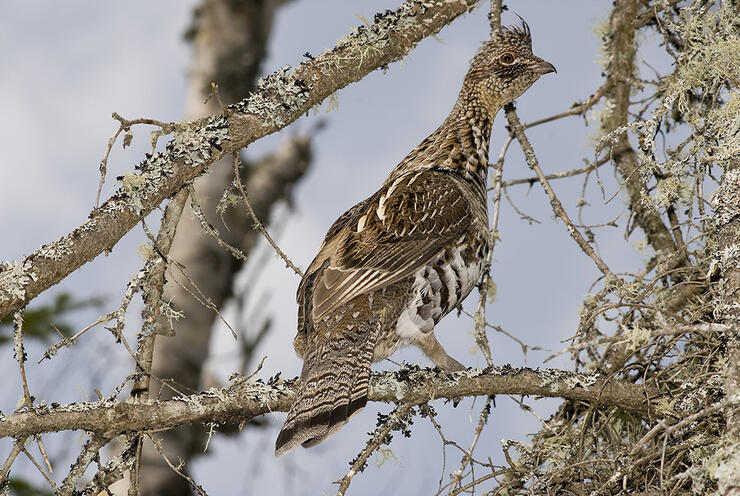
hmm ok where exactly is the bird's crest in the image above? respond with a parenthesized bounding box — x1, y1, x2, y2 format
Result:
(494, 16, 532, 47)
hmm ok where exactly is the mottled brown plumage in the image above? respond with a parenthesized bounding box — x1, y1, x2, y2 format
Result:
(275, 20, 555, 456)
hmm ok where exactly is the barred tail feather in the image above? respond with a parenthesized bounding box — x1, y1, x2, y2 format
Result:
(275, 320, 379, 457)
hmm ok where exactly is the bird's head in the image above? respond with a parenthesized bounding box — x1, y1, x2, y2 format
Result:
(463, 19, 556, 114)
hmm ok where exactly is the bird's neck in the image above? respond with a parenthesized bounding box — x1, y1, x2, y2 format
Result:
(388, 88, 496, 193)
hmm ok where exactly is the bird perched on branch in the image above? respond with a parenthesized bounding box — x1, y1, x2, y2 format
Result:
(275, 19, 555, 456)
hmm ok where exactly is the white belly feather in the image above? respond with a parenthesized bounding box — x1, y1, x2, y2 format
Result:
(394, 246, 483, 346)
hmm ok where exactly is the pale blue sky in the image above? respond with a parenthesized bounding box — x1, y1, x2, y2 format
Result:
(0, 1, 650, 494)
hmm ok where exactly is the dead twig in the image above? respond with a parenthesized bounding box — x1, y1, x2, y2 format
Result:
(96, 112, 174, 208)
(449, 399, 492, 494)
(0, 437, 26, 485)
(523, 81, 612, 129)
(505, 105, 618, 282)
(474, 136, 511, 366)
(232, 154, 304, 277)
(148, 434, 209, 496)
(500, 156, 610, 188)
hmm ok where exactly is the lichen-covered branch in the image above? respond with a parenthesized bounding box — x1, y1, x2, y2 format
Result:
(336, 402, 415, 496)
(509, 2, 739, 493)
(0, 366, 668, 440)
(0, 0, 481, 320)
(58, 432, 111, 496)
(130, 187, 189, 401)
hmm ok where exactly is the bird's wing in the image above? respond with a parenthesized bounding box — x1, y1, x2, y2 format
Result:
(300, 169, 479, 324)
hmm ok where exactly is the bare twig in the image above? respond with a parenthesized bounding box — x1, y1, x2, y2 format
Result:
(35, 435, 53, 476)
(502, 184, 541, 224)
(460, 311, 546, 363)
(20, 446, 58, 492)
(428, 414, 452, 494)
(164, 254, 239, 339)
(500, 157, 610, 188)
(523, 82, 612, 129)
(232, 154, 303, 277)
(449, 468, 508, 496)
(148, 434, 209, 496)
(0, 437, 26, 485)
(449, 399, 492, 494)
(207, 83, 229, 115)
(505, 105, 618, 281)
(474, 137, 511, 366)
(39, 310, 117, 363)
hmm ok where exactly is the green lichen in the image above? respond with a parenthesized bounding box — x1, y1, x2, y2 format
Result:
(661, 9, 740, 116)
(216, 184, 240, 214)
(622, 323, 651, 352)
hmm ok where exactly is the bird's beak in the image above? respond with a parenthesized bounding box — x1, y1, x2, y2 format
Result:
(533, 60, 557, 75)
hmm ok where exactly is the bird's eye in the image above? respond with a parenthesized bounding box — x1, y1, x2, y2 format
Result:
(500, 52, 516, 64)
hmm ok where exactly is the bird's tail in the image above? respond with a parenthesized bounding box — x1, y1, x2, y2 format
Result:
(275, 320, 380, 457)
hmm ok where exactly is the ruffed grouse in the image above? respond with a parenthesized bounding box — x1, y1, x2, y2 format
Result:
(275, 20, 555, 456)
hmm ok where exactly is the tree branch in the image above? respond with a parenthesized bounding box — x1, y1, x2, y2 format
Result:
(130, 187, 189, 401)
(0, 0, 481, 319)
(0, 366, 670, 439)
(505, 105, 617, 281)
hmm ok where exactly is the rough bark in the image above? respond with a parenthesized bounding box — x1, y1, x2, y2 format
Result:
(712, 157, 740, 495)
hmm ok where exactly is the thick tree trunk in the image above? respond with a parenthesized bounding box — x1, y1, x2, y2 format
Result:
(712, 158, 740, 495)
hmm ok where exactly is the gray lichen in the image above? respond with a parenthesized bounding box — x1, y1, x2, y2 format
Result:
(229, 66, 310, 128)
(167, 115, 230, 168)
(712, 168, 740, 228)
(101, 115, 230, 217)
(36, 237, 74, 261)
(537, 368, 599, 393)
(0, 259, 36, 302)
